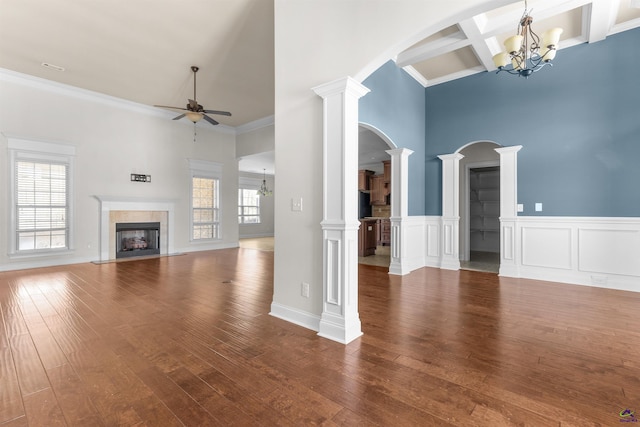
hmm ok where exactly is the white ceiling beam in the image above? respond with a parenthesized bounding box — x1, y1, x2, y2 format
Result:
(458, 14, 502, 72)
(483, 0, 591, 38)
(584, 0, 620, 42)
(426, 66, 486, 88)
(395, 31, 470, 67)
(610, 16, 640, 35)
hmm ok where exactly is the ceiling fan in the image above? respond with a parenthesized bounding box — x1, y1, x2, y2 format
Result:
(154, 66, 231, 126)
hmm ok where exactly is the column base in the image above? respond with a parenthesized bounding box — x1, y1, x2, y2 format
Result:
(318, 312, 362, 344)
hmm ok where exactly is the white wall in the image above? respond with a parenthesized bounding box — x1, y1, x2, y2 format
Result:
(0, 71, 239, 270)
(236, 122, 274, 158)
(272, 0, 504, 324)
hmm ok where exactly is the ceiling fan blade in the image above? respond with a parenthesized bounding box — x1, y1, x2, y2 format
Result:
(154, 105, 189, 112)
(203, 109, 232, 116)
(202, 114, 219, 126)
(172, 114, 186, 121)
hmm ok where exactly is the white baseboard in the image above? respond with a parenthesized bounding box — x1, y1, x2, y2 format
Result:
(239, 233, 274, 239)
(269, 302, 321, 332)
(177, 242, 239, 253)
(0, 255, 94, 272)
(0, 242, 240, 272)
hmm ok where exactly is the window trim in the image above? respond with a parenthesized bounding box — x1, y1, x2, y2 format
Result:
(8, 137, 75, 257)
(188, 159, 222, 242)
(238, 187, 261, 225)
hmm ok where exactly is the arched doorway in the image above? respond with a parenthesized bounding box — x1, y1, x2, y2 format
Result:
(439, 144, 522, 275)
(357, 124, 396, 268)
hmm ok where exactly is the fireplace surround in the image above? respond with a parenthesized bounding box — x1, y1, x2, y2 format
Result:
(94, 196, 176, 261)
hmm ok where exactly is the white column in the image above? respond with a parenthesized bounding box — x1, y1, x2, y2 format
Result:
(312, 77, 370, 344)
(387, 148, 413, 275)
(438, 153, 464, 270)
(495, 145, 522, 277)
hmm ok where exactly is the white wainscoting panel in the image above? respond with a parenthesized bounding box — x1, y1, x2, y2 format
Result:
(424, 216, 442, 269)
(578, 228, 640, 277)
(521, 226, 573, 270)
(386, 216, 640, 293)
(513, 217, 640, 292)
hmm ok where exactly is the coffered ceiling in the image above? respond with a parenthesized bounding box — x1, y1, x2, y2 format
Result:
(397, 0, 640, 86)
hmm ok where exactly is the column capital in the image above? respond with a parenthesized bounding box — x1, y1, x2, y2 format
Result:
(386, 148, 413, 158)
(312, 76, 370, 99)
(494, 145, 522, 154)
(438, 152, 465, 161)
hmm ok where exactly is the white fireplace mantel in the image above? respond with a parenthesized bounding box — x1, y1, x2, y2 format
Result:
(94, 195, 176, 261)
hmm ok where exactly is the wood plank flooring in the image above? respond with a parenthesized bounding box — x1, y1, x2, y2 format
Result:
(1, 248, 639, 426)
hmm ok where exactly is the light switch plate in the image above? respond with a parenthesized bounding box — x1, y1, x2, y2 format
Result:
(535, 202, 542, 212)
(291, 197, 303, 212)
(517, 204, 524, 212)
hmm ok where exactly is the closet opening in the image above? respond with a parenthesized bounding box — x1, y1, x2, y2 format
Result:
(463, 166, 500, 273)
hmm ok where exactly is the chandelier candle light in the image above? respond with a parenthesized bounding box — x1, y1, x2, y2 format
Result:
(492, 1, 563, 77)
(258, 169, 272, 197)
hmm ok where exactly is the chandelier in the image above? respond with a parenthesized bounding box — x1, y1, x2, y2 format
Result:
(258, 169, 272, 196)
(492, 1, 563, 78)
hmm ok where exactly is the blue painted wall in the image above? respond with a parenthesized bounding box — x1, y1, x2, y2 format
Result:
(425, 28, 640, 217)
(360, 28, 640, 217)
(360, 61, 426, 215)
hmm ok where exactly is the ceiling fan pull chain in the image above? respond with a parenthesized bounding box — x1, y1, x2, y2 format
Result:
(193, 122, 197, 143)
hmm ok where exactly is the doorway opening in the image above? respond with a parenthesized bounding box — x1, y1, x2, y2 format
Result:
(357, 125, 394, 268)
(462, 166, 500, 273)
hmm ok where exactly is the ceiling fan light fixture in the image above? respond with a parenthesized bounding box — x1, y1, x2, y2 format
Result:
(185, 111, 203, 123)
(154, 66, 231, 126)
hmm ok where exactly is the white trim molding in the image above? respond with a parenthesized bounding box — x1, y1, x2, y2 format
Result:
(313, 76, 370, 344)
(387, 148, 413, 276)
(385, 214, 640, 293)
(503, 216, 640, 292)
(93, 195, 177, 261)
(438, 153, 464, 270)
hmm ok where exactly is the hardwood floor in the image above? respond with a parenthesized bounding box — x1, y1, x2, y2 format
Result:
(1, 248, 639, 426)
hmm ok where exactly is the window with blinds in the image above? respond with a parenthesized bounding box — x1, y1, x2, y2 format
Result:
(238, 188, 261, 224)
(15, 160, 69, 251)
(192, 176, 219, 240)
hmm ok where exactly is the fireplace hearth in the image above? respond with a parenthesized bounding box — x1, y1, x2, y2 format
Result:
(116, 222, 160, 259)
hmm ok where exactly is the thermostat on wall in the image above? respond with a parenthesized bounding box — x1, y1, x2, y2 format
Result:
(131, 173, 151, 183)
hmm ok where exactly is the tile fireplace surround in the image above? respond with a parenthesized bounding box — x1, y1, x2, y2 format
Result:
(94, 196, 176, 261)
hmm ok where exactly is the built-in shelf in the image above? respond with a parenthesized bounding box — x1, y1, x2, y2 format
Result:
(470, 168, 500, 247)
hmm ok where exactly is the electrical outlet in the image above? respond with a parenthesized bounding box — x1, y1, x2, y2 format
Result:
(517, 204, 524, 213)
(291, 197, 303, 212)
(301, 282, 310, 298)
(535, 202, 543, 212)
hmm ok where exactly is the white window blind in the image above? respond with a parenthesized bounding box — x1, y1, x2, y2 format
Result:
(8, 137, 75, 256)
(192, 176, 219, 240)
(188, 159, 222, 241)
(16, 161, 69, 250)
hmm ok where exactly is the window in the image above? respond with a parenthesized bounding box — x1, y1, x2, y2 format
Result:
(192, 176, 219, 240)
(189, 160, 222, 241)
(238, 188, 261, 224)
(9, 138, 75, 255)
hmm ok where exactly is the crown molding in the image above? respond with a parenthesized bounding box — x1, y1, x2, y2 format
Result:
(0, 67, 236, 135)
(236, 115, 274, 135)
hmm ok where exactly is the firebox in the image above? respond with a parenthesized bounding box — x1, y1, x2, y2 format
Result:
(115, 222, 160, 259)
